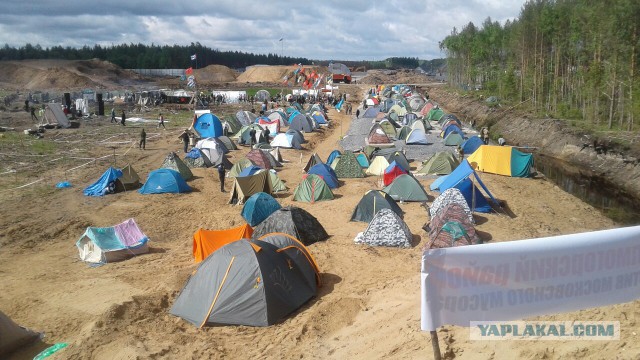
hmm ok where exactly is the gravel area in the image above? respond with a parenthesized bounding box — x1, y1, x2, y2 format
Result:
(339, 105, 480, 169)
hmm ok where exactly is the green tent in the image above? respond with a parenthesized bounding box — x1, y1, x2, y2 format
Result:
(382, 174, 429, 202)
(379, 120, 397, 139)
(333, 151, 365, 178)
(228, 158, 254, 177)
(267, 170, 288, 192)
(293, 174, 334, 203)
(444, 132, 464, 146)
(397, 126, 412, 140)
(426, 108, 445, 121)
(161, 152, 193, 180)
(417, 151, 460, 175)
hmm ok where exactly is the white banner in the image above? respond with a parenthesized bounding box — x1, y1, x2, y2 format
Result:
(421, 226, 640, 331)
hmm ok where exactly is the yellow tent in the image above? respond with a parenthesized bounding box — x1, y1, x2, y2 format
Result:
(366, 156, 390, 176)
(467, 145, 515, 176)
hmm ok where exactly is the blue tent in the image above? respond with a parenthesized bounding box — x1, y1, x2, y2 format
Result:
(193, 113, 223, 138)
(241, 192, 281, 226)
(84, 167, 123, 197)
(307, 163, 339, 189)
(435, 160, 499, 213)
(461, 136, 484, 155)
(311, 112, 327, 124)
(443, 124, 464, 139)
(326, 150, 341, 165)
(238, 165, 264, 177)
(454, 178, 492, 213)
(139, 169, 191, 195)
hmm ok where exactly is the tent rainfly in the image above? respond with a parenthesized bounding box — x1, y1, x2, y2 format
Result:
(76, 218, 149, 264)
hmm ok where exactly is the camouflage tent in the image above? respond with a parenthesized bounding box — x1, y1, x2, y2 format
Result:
(354, 209, 413, 247)
(161, 152, 193, 180)
(429, 188, 474, 223)
(333, 151, 365, 178)
(426, 203, 481, 249)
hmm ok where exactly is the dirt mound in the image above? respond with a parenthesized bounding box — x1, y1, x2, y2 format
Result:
(194, 64, 238, 83)
(360, 69, 432, 84)
(236, 65, 320, 83)
(0, 59, 145, 90)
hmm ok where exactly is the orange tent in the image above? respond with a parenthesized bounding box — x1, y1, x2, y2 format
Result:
(192, 224, 253, 263)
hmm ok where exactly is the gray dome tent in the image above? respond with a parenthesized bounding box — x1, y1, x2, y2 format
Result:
(252, 206, 329, 245)
(351, 190, 403, 223)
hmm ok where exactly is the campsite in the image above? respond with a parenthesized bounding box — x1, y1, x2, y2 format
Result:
(0, 59, 639, 360)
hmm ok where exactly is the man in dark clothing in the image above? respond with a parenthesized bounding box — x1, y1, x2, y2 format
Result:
(217, 165, 226, 192)
(25, 100, 30, 112)
(110, 108, 116, 123)
(30, 107, 38, 122)
(178, 129, 190, 153)
(139, 128, 146, 150)
(249, 128, 256, 148)
(120, 110, 126, 126)
(263, 127, 270, 140)
(356, 109, 360, 118)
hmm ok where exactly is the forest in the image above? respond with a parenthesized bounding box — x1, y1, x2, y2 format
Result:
(0, 43, 439, 72)
(440, 0, 639, 132)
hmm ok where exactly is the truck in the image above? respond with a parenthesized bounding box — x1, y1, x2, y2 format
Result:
(328, 63, 352, 84)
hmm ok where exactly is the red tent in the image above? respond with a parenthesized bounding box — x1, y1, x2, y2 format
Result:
(383, 161, 408, 186)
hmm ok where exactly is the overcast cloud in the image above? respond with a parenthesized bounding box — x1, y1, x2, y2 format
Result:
(0, 1, 526, 60)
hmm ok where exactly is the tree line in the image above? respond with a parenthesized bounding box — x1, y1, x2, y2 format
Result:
(440, 0, 639, 131)
(0, 43, 442, 73)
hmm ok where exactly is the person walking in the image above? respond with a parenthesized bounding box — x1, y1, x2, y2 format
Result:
(139, 128, 146, 150)
(110, 108, 116, 123)
(217, 164, 226, 192)
(120, 110, 126, 126)
(157, 113, 166, 129)
(30, 107, 38, 122)
(178, 129, 190, 153)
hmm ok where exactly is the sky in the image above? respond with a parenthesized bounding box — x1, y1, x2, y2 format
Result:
(0, 0, 526, 61)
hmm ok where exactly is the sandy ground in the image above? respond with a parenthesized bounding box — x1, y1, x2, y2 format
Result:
(0, 76, 638, 359)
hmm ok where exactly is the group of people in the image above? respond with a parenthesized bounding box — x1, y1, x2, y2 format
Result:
(110, 108, 126, 126)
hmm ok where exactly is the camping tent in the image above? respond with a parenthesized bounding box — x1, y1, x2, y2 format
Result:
(460, 136, 484, 155)
(192, 224, 254, 262)
(289, 112, 313, 133)
(383, 161, 408, 186)
(466, 145, 534, 178)
(386, 151, 411, 171)
(426, 107, 445, 121)
(430, 188, 474, 223)
(76, 218, 149, 263)
(362, 107, 380, 118)
(379, 120, 397, 139)
(383, 174, 428, 202)
(354, 209, 413, 247)
(365, 155, 390, 176)
(303, 153, 323, 172)
(417, 151, 459, 175)
(406, 128, 429, 145)
(271, 147, 283, 162)
(257, 116, 280, 135)
(139, 169, 192, 194)
(195, 139, 232, 168)
(443, 132, 464, 146)
(286, 129, 306, 144)
(356, 153, 369, 168)
(241, 193, 281, 227)
(265, 170, 288, 192)
(397, 126, 412, 141)
(114, 164, 141, 191)
(326, 150, 341, 165)
(333, 151, 365, 178)
(217, 135, 238, 150)
(252, 206, 329, 245)
(229, 170, 273, 205)
(434, 160, 499, 213)
(246, 149, 273, 170)
(161, 152, 193, 180)
(367, 124, 392, 145)
(228, 158, 254, 177)
(0, 311, 40, 357)
(238, 165, 263, 177)
(307, 163, 339, 188)
(256, 233, 321, 291)
(235, 110, 258, 126)
(170, 239, 316, 327)
(261, 150, 282, 168)
(293, 174, 334, 203)
(351, 190, 403, 223)
(184, 148, 212, 168)
(270, 133, 302, 149)
(427, 203, 481, 249)
(83, 167, 123, 197)
(193, 113, 223, 138)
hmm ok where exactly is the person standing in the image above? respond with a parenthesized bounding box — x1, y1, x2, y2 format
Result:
(157, 113, 166, 129)
(482, 127, 489, 145)
(248, 128, 256, 148)
(30, 107, 38, 122)
(178, 129, 190, 153)
(139, 128, 146, 150)
(120, 110, 126, 126)
(110, 108, 116, 123)
(217, 164, 226, 192)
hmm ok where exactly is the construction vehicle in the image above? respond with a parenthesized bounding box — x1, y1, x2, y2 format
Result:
(328, 63, 352, 84)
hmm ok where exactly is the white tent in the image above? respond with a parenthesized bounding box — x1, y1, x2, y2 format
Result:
(196, 138, 226, 165)
(406, 128, 429, 145)
(270, 133, 301, 149)
(365, 156, 390, 176)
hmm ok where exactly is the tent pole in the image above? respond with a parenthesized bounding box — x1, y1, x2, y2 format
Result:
(430, 330, 443, 360)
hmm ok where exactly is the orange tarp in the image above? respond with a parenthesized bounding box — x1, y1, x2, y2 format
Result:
(192, 224, 253, 263)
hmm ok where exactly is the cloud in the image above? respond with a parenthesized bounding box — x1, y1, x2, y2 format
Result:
(0, 0, 526, 60)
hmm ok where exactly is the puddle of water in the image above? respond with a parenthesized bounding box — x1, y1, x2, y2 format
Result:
(534, 154, 640, 224)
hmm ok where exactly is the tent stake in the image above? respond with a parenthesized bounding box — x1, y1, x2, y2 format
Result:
(430, 330, 442, 360)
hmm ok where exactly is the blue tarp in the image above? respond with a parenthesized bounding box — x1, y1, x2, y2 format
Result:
(185, 148, 203, 159)
(307, 163, 339, 189)
(139, 169, 191, 194)
(193, 113, 223, 138)
(241, 192, 281, 226)
(83, 167, 123, 197)
(435, 160, 499, 212)
(238, 165, 263, 177)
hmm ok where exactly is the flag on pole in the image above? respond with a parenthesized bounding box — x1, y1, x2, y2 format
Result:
(190, 54, 197, 60)
(185, 67, 193, 75)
